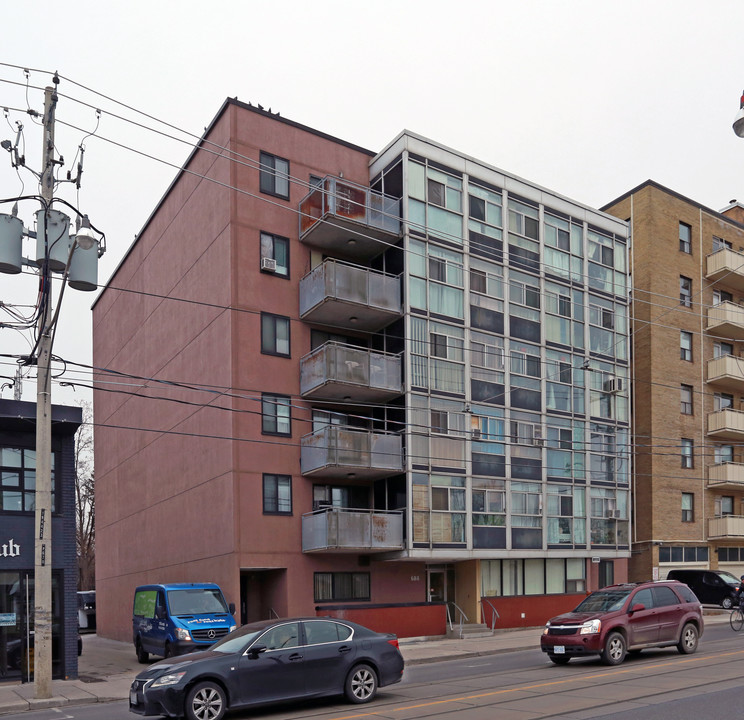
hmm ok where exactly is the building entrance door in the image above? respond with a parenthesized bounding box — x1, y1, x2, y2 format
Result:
(239, 569, 287, 625)
(427, 565, 455, 603)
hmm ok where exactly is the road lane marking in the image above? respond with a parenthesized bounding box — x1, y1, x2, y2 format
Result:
(332, 648, 744, 720)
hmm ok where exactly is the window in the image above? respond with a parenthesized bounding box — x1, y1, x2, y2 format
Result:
(1, 446, 56, 513)
(680, 331, 692, 361)
(309, 174, 323, 188)
(720, 496, 734, 517)
(715, 445, 734, 464)
(263, 474, 292, 514)
(681, 439, 694, 469)
(714, 342, 734, 358)
(261, 313, 290, 356)
(260, 231, 289, 277)
(679, 276, 692, 307)
(259, 151, 290, 199)
(679, 222, 691, 253)
(680, 385, 693, 415)
(713, 236, 732, 252)
(681, 493, 694, 522)
(714, 392, 734, 411)
(713, 289, 733, 306)
(262, 394, 291, 435)
(314, 572, 370, 602)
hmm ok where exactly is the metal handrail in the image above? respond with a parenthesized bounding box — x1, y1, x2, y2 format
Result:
(268, 608, 279, 619)
(446, 601, 469, 638)
(481, 599, 500, 632)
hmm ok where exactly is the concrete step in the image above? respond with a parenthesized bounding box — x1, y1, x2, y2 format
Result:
(446, 623, 493, 639)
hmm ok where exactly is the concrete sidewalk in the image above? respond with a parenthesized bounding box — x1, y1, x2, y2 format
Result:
(0, 612, 730, 715)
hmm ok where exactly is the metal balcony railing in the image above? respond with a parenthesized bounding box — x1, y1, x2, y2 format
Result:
(300, 342, 402, 402)
(301, 507, 404, 553)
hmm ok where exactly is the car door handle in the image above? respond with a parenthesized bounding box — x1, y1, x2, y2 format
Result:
(338, 645, 352, 654)
(288, 653, 303, 662)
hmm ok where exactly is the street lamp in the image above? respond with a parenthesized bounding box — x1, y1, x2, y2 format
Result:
(733, 90, 744, 138)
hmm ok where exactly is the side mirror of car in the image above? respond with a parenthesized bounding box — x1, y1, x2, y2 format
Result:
(629, 603, 645, 614)
(247, 644, 267, 659)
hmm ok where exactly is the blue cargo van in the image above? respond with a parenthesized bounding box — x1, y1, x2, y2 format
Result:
(132, 583, 237, 662)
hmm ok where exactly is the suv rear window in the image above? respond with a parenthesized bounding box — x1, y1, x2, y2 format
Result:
(673, 583, 699, 604)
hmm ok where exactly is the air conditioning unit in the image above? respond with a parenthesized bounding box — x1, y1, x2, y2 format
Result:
(604, 377, 624, 394)
(260, 257, 277, 272)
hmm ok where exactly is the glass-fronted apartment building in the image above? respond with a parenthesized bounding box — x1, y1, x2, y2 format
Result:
(94, 101, 630, 640)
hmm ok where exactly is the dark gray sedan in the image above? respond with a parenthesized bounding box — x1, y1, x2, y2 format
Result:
(129, 617, 404, 720)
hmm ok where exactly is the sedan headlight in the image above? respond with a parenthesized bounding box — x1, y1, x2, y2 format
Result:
(150, 672, 186, 688)
(580, 619, 601, 635)
(175, 628, 192, 641)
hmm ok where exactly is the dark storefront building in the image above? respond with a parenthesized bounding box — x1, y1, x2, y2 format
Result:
(0, 399, 81, 681)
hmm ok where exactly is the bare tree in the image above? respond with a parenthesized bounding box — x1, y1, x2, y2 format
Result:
(75, 401, 95, 590)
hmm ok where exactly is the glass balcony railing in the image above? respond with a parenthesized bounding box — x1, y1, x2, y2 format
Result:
(300, 342, 402, 402)
(300, 425, 403, 480)
(302, 507, 404, 553)
(299, 258, 402, 331)
(299, 176, 401, 259)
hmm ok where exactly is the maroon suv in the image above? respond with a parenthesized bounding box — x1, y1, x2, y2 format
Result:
(540, 581, 704, 665)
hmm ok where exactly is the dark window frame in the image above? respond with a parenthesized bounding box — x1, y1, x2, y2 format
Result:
(313, 572, 371, 602)
(261, 312, 291, 357)
(679, 276, 692, 307)
(680, 384, 693, 415)
(680, 331, 693, 361)
(681, 492, 694, 523)
(0, 445, 58, 514)
(259, 151, 290, 200)
(679, 222, 692, 253)
(263, 473, 293, 515)
(681, 438, 694, 469)
(260, 231, 290, 278)
(262, 393, 292, 436)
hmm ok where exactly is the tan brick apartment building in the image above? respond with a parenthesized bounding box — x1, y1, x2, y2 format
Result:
(93, 99, 632, 641)
(603, 182, 744, 582)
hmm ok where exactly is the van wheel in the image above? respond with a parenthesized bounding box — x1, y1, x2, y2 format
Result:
(600, 632, 626, 665)
(164, 642, 174, 659)
(136, 639, 149, 664)
(722, 597, 734, 609)
(677, 623, 698, 654)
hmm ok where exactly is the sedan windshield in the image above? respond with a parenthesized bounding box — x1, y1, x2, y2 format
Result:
(574, 589, 632, 613)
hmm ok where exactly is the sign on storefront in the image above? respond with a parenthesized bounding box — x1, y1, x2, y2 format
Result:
(0, 538, 20, 557)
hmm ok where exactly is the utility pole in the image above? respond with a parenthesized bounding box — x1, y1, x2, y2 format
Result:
(33, 81, 57, 699)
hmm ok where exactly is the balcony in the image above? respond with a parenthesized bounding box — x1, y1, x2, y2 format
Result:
(301, 425, 403, 480)
(707, 301, 744, 341)
(299, 176, 401, 260)
(708, 515, 744, 539)
(300, 342, 402, 403)
(708, 462, 744, 490)
(706, 248, 744, 294)
(707, 408, 744, 440)
(302, 507, 404, 553)
(300, 259, 402, 332)
(707, 355, 744, 391)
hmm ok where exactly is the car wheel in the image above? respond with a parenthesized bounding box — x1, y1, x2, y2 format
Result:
(185, 681, 227, 720)
(345, 663, 378, 704)
(722, 597, 734, 609)
(600, 632, 626, 666)
(548, 654, 570, 665)
(677, 623, 699, 655)
(136, 639, 149, 664)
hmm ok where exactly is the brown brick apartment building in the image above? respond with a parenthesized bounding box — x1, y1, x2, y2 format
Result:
(93, 99, 632, 642)
(603, 182, 744, 583)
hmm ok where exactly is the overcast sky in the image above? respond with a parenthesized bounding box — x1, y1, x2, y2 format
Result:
(2, 0, 744, 406)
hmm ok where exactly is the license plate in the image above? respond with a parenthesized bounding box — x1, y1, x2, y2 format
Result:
(130, 690, 138, 705)
(553, 645, 565, 654)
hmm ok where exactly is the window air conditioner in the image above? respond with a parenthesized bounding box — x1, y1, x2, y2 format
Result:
(604, 377, 624, 394)
(260, 257, 277, 272)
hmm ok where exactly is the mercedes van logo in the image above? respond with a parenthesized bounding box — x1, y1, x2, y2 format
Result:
(207, 629, 216, 639)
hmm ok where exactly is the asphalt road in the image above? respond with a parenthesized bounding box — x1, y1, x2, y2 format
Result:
(5, 622, 744, 720)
